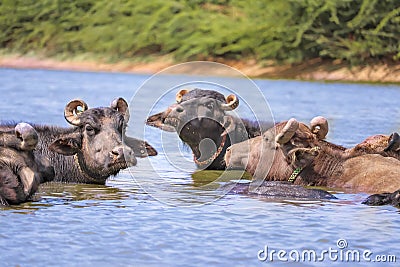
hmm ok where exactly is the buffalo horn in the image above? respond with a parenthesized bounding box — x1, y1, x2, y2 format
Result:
(275, 118, 299, 144)
(111, 97, 130, 122)
(221, 94, 239, 111)
(176, 89, 189, 103)
(310, 116, 329, 139)
(64, 99, 88, 126)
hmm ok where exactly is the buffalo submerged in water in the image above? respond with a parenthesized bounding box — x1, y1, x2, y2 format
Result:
(146, 88, 337, 200)
(224, 116, 400, 206)
(0, 123, 54, 205)
(220, 180, 336, 200)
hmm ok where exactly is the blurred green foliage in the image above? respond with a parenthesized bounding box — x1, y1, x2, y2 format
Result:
(0, 0, 399, 64)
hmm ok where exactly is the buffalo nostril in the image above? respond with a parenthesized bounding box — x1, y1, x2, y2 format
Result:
(111, 147, 124, 160)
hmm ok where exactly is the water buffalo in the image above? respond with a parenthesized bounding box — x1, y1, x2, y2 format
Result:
(0, 123, 54, 205)
(32, 98, 157, 185)
(225, 117, 400, 194)
(146, 88, 269, 170)
(222, 181, 336, 200)
(362, 189, 400, 207)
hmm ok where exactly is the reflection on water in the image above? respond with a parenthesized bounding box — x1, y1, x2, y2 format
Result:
(38, 182, 131, 202)
(191, 170, 252, 187)
(1, 68, 400, 267)
(2, 178, 142, 213)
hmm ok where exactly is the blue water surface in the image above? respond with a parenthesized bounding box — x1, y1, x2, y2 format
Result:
(0, 68, 399, 267)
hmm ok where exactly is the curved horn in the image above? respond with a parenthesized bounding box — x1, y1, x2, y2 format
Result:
(176, 89, 190, 103)
(275, 118, 299, 144)
(64, 99, 88, 126)
(111, 97, 130, 122)
(310, 116, 328, 139)
(221, 94, 239, 111)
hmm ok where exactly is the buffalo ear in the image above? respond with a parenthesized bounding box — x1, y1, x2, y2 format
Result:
(49, 135, 81, 156)
(124, 136, 158, 158)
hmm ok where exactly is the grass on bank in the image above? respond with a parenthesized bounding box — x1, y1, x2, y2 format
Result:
(0, 0, 399, 67)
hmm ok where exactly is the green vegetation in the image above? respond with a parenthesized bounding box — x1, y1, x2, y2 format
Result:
(0, 0, 399, 65)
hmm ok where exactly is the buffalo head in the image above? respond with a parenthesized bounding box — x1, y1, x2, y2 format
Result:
(49, 98, 139, 183)
(146, 88, 249, 169)
(147, 88, 239, 138)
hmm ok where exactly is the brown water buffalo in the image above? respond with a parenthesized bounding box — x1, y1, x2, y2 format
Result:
(146, 88, 270, 170)
(33, 98, 157, 184)
(0, 123, 54, 205)
(224, 117, 400, 194)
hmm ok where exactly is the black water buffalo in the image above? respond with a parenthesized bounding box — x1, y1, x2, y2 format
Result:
(222, 181, 336, 200)
(225, 117, 400, 194)
(33, 98, 157, 184)
(146, 88, 269, 170)
(0, 123, 54, 205)
(362, 190, 400, 207)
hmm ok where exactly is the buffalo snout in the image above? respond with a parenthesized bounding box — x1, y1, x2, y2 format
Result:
(111, 146, 124, 161)
(15, 123, 39, 151)
(224, 144, 249, 170)
(110, 145, 137, 166)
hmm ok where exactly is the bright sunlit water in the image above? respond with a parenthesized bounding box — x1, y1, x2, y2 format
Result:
(0, 67, 399, 267)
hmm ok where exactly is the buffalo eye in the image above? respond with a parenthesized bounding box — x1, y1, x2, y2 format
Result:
(85, 124, 96, 136)
(206, 102, 214, 110)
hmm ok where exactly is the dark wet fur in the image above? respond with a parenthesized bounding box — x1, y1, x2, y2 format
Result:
(181, 89, 226, 103)
(221, 181, 336, 200)
(0, 124, 55, 205)
(362, 190, 400, 207)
